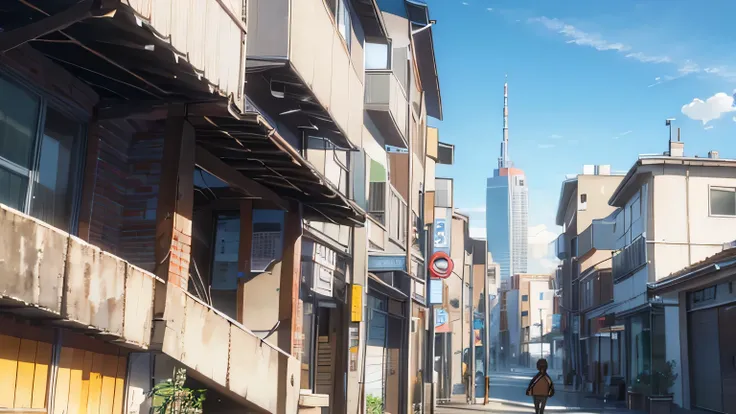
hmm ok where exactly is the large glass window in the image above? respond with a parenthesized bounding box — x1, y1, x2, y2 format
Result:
(0, 75, 83, 231)
(366, 42, 391, 70)
(710, 187, 736, 216)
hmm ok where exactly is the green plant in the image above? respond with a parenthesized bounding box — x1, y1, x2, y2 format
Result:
(630, 371, 651, 395)
(148, 368, 207, 414)
(651, 360, 679, 396)
(367, 395, 383, 414)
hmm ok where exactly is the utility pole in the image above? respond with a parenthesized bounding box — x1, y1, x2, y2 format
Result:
(539, 308, 544, 361)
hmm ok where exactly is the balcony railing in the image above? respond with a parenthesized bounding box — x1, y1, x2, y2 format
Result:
(613, 236, 647, 281)
(365, 70, 409, 148)
(555, 233, 569, 260)
(577, 220, 616, 258)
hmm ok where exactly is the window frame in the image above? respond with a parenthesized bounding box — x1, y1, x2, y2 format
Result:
(364, 39, 393, 71)
(0, 71, 87, 234)
(331, 0, 352, 52)
(709, 185, 736, 217)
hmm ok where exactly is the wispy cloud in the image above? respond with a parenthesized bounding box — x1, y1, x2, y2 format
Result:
(704, 125, 714, 130)
(538, 143, 555, 149)
(486, 7, 493, 12)
(529, 17, 630, 52)
(528, 16, 736, 87)
(620, 130, 633, 136)
(548, 134, 563, 139)
(461, 1, 468, 5)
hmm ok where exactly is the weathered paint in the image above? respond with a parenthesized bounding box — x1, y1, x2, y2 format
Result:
(154, 282, 301, 413)
(0, 204, 157, 349)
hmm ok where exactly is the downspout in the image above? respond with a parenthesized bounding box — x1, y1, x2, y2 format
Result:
(685, 168, 691, 266)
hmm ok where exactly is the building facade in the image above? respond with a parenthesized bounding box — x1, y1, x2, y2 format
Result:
(0, 0, 447, 413)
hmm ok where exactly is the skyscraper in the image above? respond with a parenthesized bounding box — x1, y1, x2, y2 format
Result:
(486, 80, 528, 281)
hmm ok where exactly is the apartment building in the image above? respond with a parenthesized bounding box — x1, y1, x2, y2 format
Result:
(0, 1, 444, 414)
(553, 165, 623, 389)
(584, 140, 736, 409)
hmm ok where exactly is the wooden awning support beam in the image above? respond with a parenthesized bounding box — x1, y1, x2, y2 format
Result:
(195, 146, 290, 212)
(1, 0, 103, 52)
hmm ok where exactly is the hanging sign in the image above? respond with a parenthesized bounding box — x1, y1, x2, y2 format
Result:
(351, 285, 363, 322)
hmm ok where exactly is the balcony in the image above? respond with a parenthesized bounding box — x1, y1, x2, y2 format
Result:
(613, 236, 647, 281)
(0, 203, 158, 349)
(1, 0, 247, 110)
(0, 204, 300, 412)
(153, 284, 301, 413)
(555, 233, 569, 260)
(577, 220, 616, 258)
(365, 70, 409, 148)
(246, 0, 366, 149)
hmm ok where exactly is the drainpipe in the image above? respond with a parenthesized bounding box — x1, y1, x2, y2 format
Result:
(685, 167, 691, 266)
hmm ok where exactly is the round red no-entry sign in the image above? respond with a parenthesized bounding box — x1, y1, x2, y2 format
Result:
(429, 251, 454, 279)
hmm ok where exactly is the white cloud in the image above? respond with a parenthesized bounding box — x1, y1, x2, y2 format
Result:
(620, 130, 633, 136)
(681, 92, 736, 125)
(528, 224, 559, 273)
(529, 17, 630, 52)
(733, 116, 736, 122)
(458, 206, 486, 213)
(461, 1, 468, 5)
(549, 134, 562, 139)
(704, 125, 714, 130)
(487, 7, 493, 11)
(469, 227, 486, 239)
(625, 52, 671, 64)
(538, 143, 555, 149)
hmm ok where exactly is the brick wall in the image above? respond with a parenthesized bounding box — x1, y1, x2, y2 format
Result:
(87, 120, 132, 256)
(121, 133, 164, 274)
(87, 125, 164, 275)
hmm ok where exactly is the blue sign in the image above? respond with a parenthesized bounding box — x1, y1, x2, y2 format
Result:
(368, 255, 407, 272)
(473, 318, 484, 330)
(429, 279, 443, 304)
(434, 218, 448, 249)
(435, 309, 448, 328)
(552, 314, 561, 332)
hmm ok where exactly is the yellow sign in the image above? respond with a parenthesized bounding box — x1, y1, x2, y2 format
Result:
(351, 284, 363, 322)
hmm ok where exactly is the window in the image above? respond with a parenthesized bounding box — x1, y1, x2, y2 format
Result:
(710, 187, 736, 216)
(365, 41, 391, 70)
(581, 194, 587, 203)
(521, 295, 528, 302)
(521, 311, 528, 317)
(0, 75, 83, 232)
(335, 0, 352, 51)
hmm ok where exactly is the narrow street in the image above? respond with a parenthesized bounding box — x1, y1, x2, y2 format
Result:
(437, 369, 631, 413)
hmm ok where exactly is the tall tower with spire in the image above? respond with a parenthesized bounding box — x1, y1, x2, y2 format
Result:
(487, 78, 528, 285)
(499, 77, 510, 169)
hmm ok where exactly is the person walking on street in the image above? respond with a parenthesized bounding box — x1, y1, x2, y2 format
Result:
(526, 358, 555, 414)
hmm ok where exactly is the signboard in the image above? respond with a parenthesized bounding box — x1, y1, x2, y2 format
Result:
(351, 285, 363, 322)
(429, 279, 443, 304)
(474, 329, 483, 346)
(435, 309, 451, 332)
(434, 218, 449, 250)
(368, 255, 407, 272)
(473, 318, 484, 330)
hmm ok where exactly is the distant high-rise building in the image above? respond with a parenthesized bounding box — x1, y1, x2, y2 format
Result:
(486, 80, 528, 281)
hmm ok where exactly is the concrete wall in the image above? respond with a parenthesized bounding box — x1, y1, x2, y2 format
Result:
(0, 204, 158, 349)
(153, 283, 301, 413)
(575, 175, 624, 234)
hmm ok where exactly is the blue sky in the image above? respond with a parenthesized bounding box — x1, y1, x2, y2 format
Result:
(429, 0, 736, 272)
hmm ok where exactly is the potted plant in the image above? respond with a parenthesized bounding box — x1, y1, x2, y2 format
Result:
(627, 372, 650, 411)
(648, 361, 678, 414)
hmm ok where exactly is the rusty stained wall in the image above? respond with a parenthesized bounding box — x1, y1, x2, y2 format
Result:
(0, 204, 158, 349)
(154, 283, 301, 413)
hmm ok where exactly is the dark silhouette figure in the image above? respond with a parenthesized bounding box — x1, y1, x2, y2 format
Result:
(526, 359, 555, 414)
